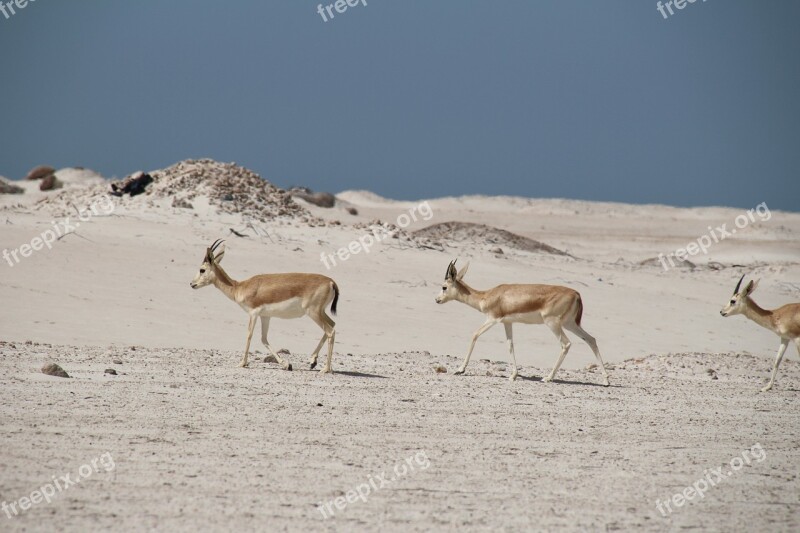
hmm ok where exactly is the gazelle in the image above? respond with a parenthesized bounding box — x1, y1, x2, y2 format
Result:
(720, 275, 800, 392)
(435, 260, 610, 386)
(190, 239, 339, 373)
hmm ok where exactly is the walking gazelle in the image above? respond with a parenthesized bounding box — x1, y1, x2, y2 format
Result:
(190, 239, 339, 373)
(720, 275, 800, 392)
(435, 260, 610, 385)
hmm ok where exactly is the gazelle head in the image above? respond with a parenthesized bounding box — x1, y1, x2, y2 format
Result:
(190, 239, 226, 289)
(435, 259, 469, 304)
(720, 274, 759, 317)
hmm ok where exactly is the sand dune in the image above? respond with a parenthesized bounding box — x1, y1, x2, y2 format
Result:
(1, 160, 799, 531)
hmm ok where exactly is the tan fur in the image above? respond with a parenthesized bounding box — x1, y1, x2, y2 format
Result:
(436, 260, 609, 385)
(477, 283, 581, 321)
(774, 304, 800, 338)
(721, 277, 800, 391)
(191, 241, 339, 373)
(231, 273, 337, 310)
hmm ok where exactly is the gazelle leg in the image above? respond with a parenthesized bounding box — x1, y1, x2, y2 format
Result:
(454, 319, 498, 376)
(315, 311, 336, 374)
(761, 339, 789, 392)
(309, 333, 327, 370)
(240, 314, 257, 368)
(503, 323, 518, 381)
(322, 328, 335, 374)
(307, 313, 330, 370)
(543, 319, 571, 383)
(261, 317, 292, 371)
(564, 321, 610, 386)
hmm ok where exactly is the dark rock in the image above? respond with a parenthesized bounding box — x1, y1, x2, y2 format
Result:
(25, 165, 56, 181)
(346, 207, 358, 216)
(104, 368, 118, 375)
(39, 174, 63, 191)
(110, 171, 153, 197)
(42, 363, 69, 378)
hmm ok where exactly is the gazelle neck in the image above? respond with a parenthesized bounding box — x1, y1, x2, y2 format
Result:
(212, 264, 239, 302)
(455, 280, 486, 312)
(742, 297, 775, 332)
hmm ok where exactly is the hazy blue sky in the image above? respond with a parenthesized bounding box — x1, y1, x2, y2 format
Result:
(1, 1, 798, 210)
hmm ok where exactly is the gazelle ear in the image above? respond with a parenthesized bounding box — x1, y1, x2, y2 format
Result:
(745, 279, 759, 295)
(456, 262, 469, 281)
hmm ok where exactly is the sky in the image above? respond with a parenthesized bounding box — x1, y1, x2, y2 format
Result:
(1, 0, 798, 210)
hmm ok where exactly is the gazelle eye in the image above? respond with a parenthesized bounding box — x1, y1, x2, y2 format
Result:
(442, 286, 447, 291)
(200, 269, 206, 274)
(730, 299, 735, 304)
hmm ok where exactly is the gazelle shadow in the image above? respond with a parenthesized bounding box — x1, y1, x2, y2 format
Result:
(516, 374, 619, 388)
(326, 370, 388, 379)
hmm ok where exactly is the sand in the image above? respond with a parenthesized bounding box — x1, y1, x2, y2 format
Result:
(1, 161, 799, 531)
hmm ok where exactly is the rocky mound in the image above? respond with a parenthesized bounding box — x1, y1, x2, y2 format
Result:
(33, 159, 310, 223)
(413, 221, 570, 256)
(143, 159, 307, 221)
(0, 177, 24, 195)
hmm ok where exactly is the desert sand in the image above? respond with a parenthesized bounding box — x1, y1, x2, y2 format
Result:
(1, 160, 799, 531)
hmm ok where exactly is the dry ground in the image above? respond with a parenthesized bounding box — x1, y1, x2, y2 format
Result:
(1, 341, 799, 532)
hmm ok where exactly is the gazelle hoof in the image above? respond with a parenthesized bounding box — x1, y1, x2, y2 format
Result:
(285, 363, 293, 371)
(602, 380, 610, 387)
(760, 385, 773, 393)
(239, 362, 249, 368)
(454, 369, 465, 376)
(542, 376, 553, 383)
(319, 368, 333, 374)
(509, 373, 518, 382)
(309, 361, 317, 370)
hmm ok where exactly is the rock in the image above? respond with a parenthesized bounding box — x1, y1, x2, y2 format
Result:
(24, 165, 55, 181)
(0, 178, 24, 195)
(264, 354, 278, 363)
(490, 247, 504, 254)
(110, 171, 153, 197)
(104, 368, 118, 375)
(39, 174, 63, 191)
(346, 207, 358, 216)
(288, 187, 336, 208)
(434, 364, 447, 374)
(112, 359, 123, 365)
(277, 348, 291, 356)
(42, 363, 69, 378)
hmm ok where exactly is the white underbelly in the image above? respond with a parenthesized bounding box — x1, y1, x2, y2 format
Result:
(249, 298, 306, 319)
(502, 312, 544, 325)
